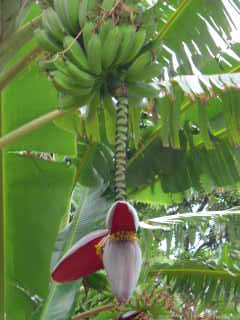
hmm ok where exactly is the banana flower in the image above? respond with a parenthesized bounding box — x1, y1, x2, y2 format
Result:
(52, 201, 142, 304)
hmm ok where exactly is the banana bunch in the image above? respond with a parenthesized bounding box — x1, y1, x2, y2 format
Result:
(35, 0, 161, 122)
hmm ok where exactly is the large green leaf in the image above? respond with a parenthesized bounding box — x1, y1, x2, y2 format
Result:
(128, 136, 239, 202)
(127, 72, 240, 203)
(0, 11, 78, 316)
(0, 0, 34, 41)
(144, 0, 240, 74)
(3, 154, 75, 319)
(2, 59, 76, 155)
(151, 257, 240, 306)
(0, 2, 41, 74)
(35, 183, 112, 320)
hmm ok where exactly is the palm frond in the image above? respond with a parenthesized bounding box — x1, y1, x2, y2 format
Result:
(142, 0, 240, 74)
(150, 256, 240, 306)
(140, 207, 240, 230)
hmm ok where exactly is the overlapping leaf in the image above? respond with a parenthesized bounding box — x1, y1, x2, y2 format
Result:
(34, 183, 113, 320)
(143, 0, 240, 74)
(150, 257, 240, 306)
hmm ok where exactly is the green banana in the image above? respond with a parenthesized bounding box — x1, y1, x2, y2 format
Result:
(125, 29, 146, 63)
(126, 52, 151, 82)
(102, 26, 121, 68)
(63, 0, 80, 35)
(51, 70, 93, 95)
(115, 25, 135, 65)
(39, 58, 57, 71)
(54, 0, 72, 34)
(135, 63, 161, 81)
(59, 94, 77, 109)
(103, 93, 116, 145)
(127, 82, 159, 98)
(34, 28, 61, 53)
(79, 0, 88, 28)
(126, 51, 151, 80)
(85, 89, 101, 142)
(87, 34, 102, 75)
(65, 60, 95, 87)
(53, 56, 69, 75)
(63, 36, 89, 71)
(129, 105, 141, 148)
(83, 21, 95, 52)
(99, 19, 113, 44)
(59, 93, 92, 109)
(42, 8, 65, 42)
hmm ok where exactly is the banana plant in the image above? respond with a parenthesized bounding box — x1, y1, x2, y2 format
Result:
(1, 0, 240, 319)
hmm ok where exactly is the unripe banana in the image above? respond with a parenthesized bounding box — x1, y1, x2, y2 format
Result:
(135, 63, 161, 81)
(65, 60, 95, 87)
(63, 0, 80, 35)
(125, 29, 146, 63)
(34, 28, 61, 53)
(126, 51, 151, 80)
(87, 34, 102, 75)
(99, 19, 113, 44)
(85, 89, 101, 142)
(83, 22, 95, 52)
(59, 94, 77, 109)
(42, 8, 65, 42)
(103, 93, 116, 145)
(63, 36, 89, 72)
(54, 0, 72, 34)
(115, 25, 136, 65)
(51, 70, 93, 95)
(79, 0, 88, 28)
(54, 56, 69, 75)
(102, 26, 121, 69)
(39, 58, 56, 71)
(127, 82, 159, 98)
(59, 93, 92, 109)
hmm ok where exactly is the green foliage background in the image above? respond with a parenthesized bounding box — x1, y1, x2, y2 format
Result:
(1, 1, 240, 319)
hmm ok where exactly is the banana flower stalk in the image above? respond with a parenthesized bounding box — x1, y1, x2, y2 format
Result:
(51, 201, 142, 304)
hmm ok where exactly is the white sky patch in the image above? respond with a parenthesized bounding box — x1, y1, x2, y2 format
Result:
(222, 0, 240, 43)
(162, 44, 180, 72)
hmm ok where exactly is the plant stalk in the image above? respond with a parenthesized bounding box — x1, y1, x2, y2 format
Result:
(0, 46, 41, 93)
(72, 303, 115, 320)
(0, 109, 71, 150)
(114, 95, 129, 201)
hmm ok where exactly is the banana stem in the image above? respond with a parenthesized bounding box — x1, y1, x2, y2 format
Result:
(72, 303, 115, 320)
(114, 95, 129, 201)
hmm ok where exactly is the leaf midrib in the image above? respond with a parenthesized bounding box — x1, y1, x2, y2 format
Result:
(156, 0, 192, 42)
(154, 267, 240, 281)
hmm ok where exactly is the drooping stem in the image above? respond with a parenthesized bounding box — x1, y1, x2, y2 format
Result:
(0, 46, 41, 93)
(72, 303, 115, 320)
(114, 95, 129, 201)
(0, 109, 71, 150)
